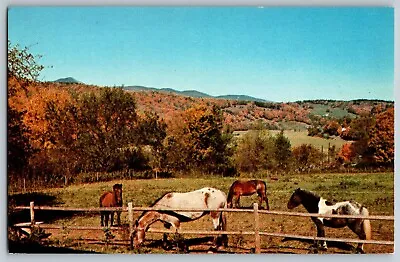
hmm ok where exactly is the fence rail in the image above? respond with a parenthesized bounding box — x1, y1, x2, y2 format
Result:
(11, 202, 394, 253)
(13, 205, 395, 221)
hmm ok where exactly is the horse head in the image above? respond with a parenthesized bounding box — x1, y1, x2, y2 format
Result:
(130, 220, 145, 249)
(112, 183, 123, 205)
(287, 188, 302, 209)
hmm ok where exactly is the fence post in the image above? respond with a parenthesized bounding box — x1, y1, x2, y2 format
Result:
(128, 202, 134, 236)
(253, 203, 261, 254)
(30, 201, 35, 226)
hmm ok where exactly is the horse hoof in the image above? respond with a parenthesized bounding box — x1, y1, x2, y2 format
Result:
(356, 248, 365, 254)
(217, 245, 224, 251)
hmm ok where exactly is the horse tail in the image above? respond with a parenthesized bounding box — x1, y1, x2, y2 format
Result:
(361, 207, 372, 240)
(227, 184, 235, 207)
(261, 180, 267, 193)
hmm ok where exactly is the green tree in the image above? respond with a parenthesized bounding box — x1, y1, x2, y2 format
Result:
(292, 144, 324, 173)
(45, 87, 140, 174)
(137, 112, 167, 173)
(165, 105, 233, 174)
(76, 88, 139, 171)
(7, 40, 44, 83)
(273, 130, 292, 169)
(233, 130, 274, 172)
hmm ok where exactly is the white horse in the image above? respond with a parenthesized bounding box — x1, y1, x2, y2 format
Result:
(130, 187, 228, 251)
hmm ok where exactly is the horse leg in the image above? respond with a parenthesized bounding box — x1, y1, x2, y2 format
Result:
(314, 220, 327, 250)
(235, 196, 241, 208)
(265, 195, 270, 210)
(117, 211, 121, 226)
(210, 211, 227, 250)
(104, 212, 109, 227)
(257, 193, 264, 210)
(110, 212, 114, 227)
(160, 214, 185, 252)
(349, 220, 366, 253)
(100, 212, 104, 227)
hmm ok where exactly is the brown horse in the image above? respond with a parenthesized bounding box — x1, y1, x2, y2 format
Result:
(99, 183, 123, 227)
(227, 180, 270, 210)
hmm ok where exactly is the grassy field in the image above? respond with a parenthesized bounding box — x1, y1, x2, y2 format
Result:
(235, 130, 349, 153)
(310, 104, 357, 119)
(9, 172, 394, 254)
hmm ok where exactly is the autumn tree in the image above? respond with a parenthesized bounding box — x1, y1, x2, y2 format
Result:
(337, 143, 357, 164)
(7, 41, 44, 177)
(7, 106, 32, 173)
(365, 107, 394, 166)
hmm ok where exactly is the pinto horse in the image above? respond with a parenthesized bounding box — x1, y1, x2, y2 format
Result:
(287, 188, 371, 253)
(99, 183, 123, 227)
(227, 180, 270, 210)
(130, 187, 228, 251)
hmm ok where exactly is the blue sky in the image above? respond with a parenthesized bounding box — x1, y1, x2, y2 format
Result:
(7, 7, 394, 102)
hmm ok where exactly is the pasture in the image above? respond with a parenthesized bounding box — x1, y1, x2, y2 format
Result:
(235, 130, 348, 154)
(9, 172, 394, 254)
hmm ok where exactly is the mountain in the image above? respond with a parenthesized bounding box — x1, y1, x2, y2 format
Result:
(216, 95, 267, 102)
(54, 77, 81, 84)
(123, 85, 265, 102)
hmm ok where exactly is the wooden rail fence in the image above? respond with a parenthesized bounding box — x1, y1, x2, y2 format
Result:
(12, 202, 394, 253)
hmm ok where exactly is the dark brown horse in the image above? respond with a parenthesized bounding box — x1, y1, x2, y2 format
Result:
(99, 183, 123, 227)
(227, 180, 270, 210)
(287, 188, 371, 253)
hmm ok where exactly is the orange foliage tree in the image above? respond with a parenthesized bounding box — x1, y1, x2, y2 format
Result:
(366, 107, 394, 165)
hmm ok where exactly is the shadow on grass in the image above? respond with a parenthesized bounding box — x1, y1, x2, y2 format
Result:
(8, 192, 87, 226)
(8, 240, 99, 254)
(143, 236, 237, 254)
(282, 236, 356, 252)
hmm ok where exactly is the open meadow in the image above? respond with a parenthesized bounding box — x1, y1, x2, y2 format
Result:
(9, 172, 394, 254)
(235, 130, 349, 154)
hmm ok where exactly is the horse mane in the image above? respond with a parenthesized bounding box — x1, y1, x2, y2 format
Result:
(294, 188, 321, 213)
(135, 192, 172, 222)
(297, 188, 320, 199)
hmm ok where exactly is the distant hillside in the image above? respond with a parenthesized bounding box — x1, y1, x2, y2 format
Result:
(123, 85, 265, 101)
(54, 77, 81, 84)
(216, 95, 267, 102)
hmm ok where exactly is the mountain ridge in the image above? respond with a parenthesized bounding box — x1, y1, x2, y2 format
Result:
(122, 85, 268, 102)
